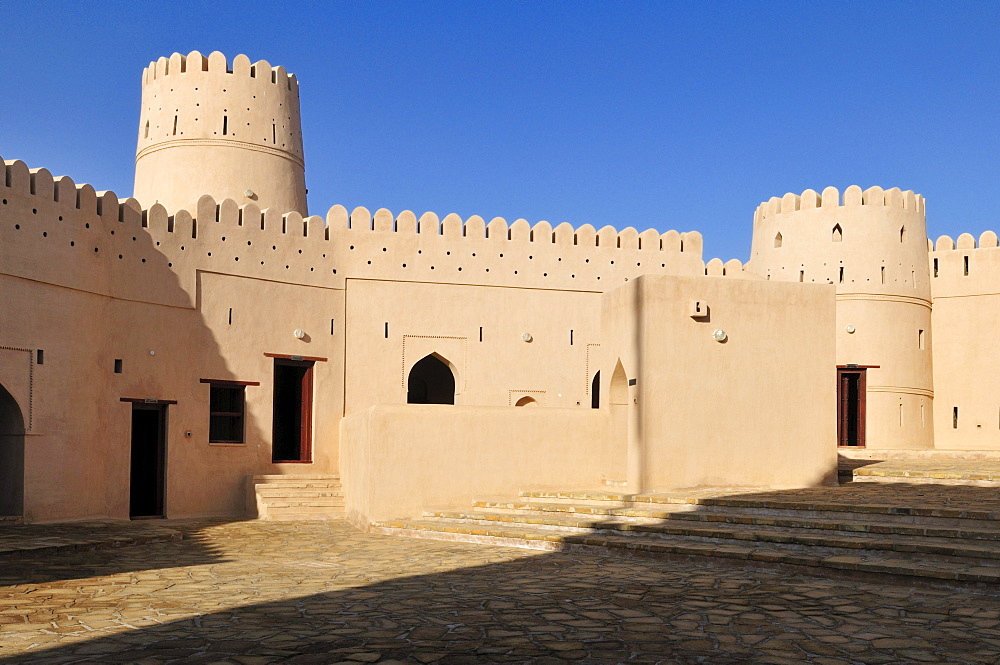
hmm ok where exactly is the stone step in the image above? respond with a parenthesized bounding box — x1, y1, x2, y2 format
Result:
(262, 499, 345, 509)
(375, 518, 1000, 587)
(0, 516, 23, 525)
(252, 474, 341, 482)
(262, 513, 347, 521)
(473, 500, 1000, 541)
(255, 485, 344, 498)
(852, 461, 1000, 486)
(517, 490, 1000, 525)
(427, 510, 1000, 562)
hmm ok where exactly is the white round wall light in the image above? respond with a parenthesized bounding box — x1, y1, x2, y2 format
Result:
(522, 333, 533, 342)
(293, 329, 305, 339)
(712, 329, 727, 342)
(244, 189, 255, 198)
(845, 325, 856, 334)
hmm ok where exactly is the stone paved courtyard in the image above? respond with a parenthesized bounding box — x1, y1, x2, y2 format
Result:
(1, 519, 999, 664)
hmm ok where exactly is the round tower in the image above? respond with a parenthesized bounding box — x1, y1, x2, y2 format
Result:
(746, 185, 933, 450)
(133, 51, 307, 216)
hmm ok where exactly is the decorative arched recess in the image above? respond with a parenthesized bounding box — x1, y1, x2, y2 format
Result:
(406, 353, 456, 405)
(0, 382, 25, 517)
(514, 396, 538, 407)
(609, 360, 628, 406)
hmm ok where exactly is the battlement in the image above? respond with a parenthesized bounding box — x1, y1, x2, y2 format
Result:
(142, 51, 298, 91)
(754, 185, 925, 225)
(931, 232, 1000, 251)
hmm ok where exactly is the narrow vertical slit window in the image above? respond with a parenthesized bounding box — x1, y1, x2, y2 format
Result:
(953, 407, 959, 429)
(964, 255, 969, 276)
(331, 319, 335, 335)
(114, 359, 123, 374)
(228, 308, 232, 325)
(918, 329, 925, 349)
(222, 115, 228, 135)
(479, 326, 483, 342)
(272, 123, 276, 144)
(570, 330, 574, 346)
(36, 349, 44, 365)
(384, 322, 389, 339)
(799, 270, 804, 282)
(172, 115, 178, 135)
(900, 226, 906, 242)
(933, 258, 939, 278)
(881, 266, 885, 284)
(899, 403, 903, 427)
(839, 267, 844, 284)
(144, 121, 149, 139)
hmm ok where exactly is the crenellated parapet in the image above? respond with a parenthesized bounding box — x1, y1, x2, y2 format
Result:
(134, 51, 307, 217)
(928, 230, 1000, 298)
(3, 154, 707, 306)
(746, 185, 929, 294)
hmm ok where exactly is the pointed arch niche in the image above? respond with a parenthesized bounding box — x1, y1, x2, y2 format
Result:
(0, 382, 25, 517)
(832, 224, 843, 242)
(407, 353, 456, 405)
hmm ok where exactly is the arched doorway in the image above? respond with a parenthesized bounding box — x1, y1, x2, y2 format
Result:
(591, 371, 601, 409)
(407, 354, 456, 405)
(514, 396, 538, 407)
(0, 383, 25, 517)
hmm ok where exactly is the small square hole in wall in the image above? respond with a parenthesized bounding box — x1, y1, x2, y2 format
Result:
(114, 359, 123, 374)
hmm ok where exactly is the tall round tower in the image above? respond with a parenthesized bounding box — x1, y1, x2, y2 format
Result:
(133, 51, 307, 215)
(745, 185, 933, 450)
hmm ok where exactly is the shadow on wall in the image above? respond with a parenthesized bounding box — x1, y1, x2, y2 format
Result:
(1, 510, 997, 665)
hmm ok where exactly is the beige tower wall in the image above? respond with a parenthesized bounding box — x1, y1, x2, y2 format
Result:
(929, 232, 1000, 450)
(746, 186, 934, 450)
(134, 51, 307, 216)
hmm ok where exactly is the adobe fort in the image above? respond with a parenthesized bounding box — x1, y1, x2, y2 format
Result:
(1, 52, 996, 525)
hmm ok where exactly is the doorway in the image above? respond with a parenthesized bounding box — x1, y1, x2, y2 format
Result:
(837, 368, 866, 447)
(406, 354, 456, 405)
(0, 383, 25, 517)
(130, 403, 167, 518)
(272, 359, 314, 462)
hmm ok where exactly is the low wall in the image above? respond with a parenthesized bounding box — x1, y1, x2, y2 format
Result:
(341, 405, 617, 524)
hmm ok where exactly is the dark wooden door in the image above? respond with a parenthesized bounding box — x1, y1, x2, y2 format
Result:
(837, 369, 866, 447)
(130, 403, 166, 518)
(272, 359, 314, 462)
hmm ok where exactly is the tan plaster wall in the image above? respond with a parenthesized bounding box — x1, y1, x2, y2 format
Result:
(601, 274, 839, 491)
(746, 185, 934, 449)
(930, 234, 1000, 450)
(341, 405, 614, 523)
(344, 279, 601, 413)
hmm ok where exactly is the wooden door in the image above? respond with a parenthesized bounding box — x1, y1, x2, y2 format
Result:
(837, 369, 866, 447)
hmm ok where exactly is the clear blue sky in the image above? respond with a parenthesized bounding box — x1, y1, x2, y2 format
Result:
(1, 1, 998, 261)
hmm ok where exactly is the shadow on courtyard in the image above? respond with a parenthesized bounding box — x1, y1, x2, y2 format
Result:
(2, 483, 1000, 664)
(0, 519, 240, 586)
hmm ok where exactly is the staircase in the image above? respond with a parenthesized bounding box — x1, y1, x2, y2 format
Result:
(373, 487, 1000, 590)
(250, 475, 345, 520)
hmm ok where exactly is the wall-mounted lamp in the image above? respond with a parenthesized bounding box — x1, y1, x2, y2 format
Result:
(712, 329, 728, 342)
(148, 350, 156, 356)
(244, 189, 255, 198)
(293, 329, 306, 339)
(845, 325, 856, 334)
(521, 333, 533, 342)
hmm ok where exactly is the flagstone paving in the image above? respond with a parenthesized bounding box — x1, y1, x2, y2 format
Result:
(1, 519, 999, 664)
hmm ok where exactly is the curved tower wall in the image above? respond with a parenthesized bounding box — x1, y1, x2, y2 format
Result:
(134, 51, 307, 216)
(746, 185, 933, 449)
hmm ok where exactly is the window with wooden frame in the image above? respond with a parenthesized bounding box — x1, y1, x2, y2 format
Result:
(201, 379, 259, 444)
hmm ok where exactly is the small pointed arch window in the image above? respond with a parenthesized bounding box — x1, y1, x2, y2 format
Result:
(514, 396, 538, 407)
(591, 371, 601, 409)
(832, 224, 843, 242)
(773, 232, 782, 248)
(406, 353, 456, 405)
(144, 121, 149, 139)
(900, 226, 907, 242)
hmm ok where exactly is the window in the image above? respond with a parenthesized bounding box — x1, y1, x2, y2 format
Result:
(201, 379, 260, 443)
(210, 384, 245, 443)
